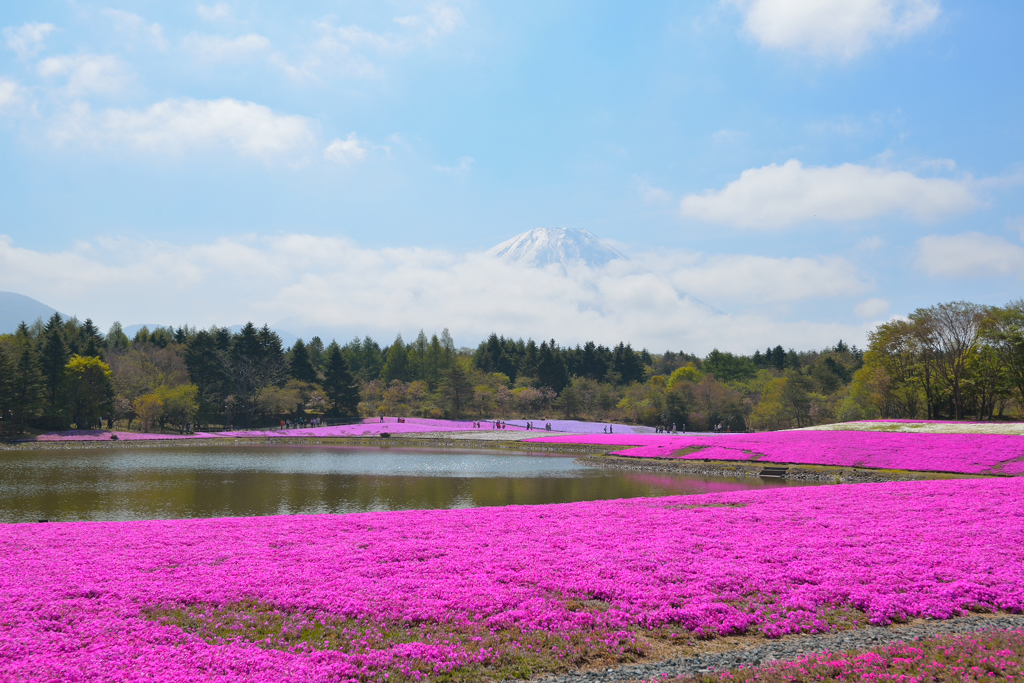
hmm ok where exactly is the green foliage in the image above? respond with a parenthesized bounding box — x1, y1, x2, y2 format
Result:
(322, 342, 360, 418)
(65, 355, 115, 429)
(39, 313, 71, 429)
(703, 349, 757, 383)
(288, 338, 318, 383)
(157, 384, 200, 432)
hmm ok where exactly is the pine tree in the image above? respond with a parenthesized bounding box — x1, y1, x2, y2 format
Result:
(0, 344, 12, 435)
(322, 343, 360, 418)
(8, 323, 42, 434)
(381, 334, 410, 383)
(39, 313, 71, 429)
(289, 339, 317, 383)
(81, 318, 103, 357)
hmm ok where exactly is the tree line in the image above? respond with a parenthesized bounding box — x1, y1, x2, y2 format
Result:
(0, 299, 1021, 435)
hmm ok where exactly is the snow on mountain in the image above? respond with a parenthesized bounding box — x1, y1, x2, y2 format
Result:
(484, 228, 626, 268)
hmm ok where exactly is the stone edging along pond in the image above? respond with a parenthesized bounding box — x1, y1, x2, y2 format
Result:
(577, 453, 999, 483)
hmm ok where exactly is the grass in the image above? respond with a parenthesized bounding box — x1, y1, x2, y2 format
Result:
(144, 600, 652, 683)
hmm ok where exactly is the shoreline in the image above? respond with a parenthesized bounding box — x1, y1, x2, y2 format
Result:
(579, 453, 998, 482)
(0, 433, 609, 455)
(1, 433, 1002, 482)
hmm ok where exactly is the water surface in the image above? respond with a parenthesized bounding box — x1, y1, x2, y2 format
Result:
(0, 445, 815, 523)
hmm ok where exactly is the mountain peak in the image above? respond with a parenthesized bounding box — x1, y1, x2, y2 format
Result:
(484, 228, 626, 269)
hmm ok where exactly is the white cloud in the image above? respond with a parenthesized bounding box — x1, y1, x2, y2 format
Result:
(662, 253, 869, 304)
(857, 236, 885, 250)
(916, 232, 1024, 278)
(854, 297, 890, 319)
(434, 156, 473, 174)
(197, 4, 232, 21)
(48, 98, 318, 160)
(0, 234, 873, 354)
(182, 33, 271, 62)
(637, 179, 672, 203)
(38, 54, 133, 97)
(102, 9, 168, 50)
(711, 128, 745, 144)
(679, 159, 977, 229)
(0, 79, 23, 113)
(726, 0, 940, 60)
(284, 3, 465, 81)
(1008, 216, 1024, 242)
(3, 22, 56, 59)
(323, 133, 367, 164)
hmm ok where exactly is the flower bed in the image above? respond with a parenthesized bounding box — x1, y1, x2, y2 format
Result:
(672, 629, 1024, 683)
(2, 478, 1023, 682)
(526, 430, 1024, 475)
(25, 418, 531, 442)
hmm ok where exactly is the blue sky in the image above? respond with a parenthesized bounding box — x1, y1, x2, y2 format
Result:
(0, 1, 1022, 352)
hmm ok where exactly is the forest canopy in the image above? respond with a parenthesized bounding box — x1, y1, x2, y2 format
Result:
(1, 299, 1022, 435)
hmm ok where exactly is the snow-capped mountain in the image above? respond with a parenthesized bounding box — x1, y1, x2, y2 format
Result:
(484, 228, 626, 268)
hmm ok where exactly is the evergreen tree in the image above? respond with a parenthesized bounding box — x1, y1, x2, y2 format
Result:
(381, 334, 410, 383)
(612, 342, 645, 385)
(409, 330, 429, 381)
(322, 342, 360, 417)
(440, 357, 473, 416)
(0, 344, 12, 435)
(307, 336, 325, 373)
(81, 318, 103, 357)
(106, 322, 131, 350)
(8, 323, 42, 434)
(288, 339, 317, 383)
(537, 340, 568, 391)
(229, 323, 288, 427)
(184, 329, 227, 423)
(39, 313, 71, 429)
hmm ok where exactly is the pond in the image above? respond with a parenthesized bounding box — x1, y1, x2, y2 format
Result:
(0, 445, 817, 523)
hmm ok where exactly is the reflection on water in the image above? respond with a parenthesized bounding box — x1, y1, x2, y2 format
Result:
(0, 445, 815, 523)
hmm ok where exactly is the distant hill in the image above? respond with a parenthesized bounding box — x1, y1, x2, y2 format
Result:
(0, 292, 65, 334)
(484, 228, 627, 269)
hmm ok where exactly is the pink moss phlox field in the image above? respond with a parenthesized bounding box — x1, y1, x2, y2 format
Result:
(526, 431, 1024, 474)
(3, 478, 1024, 681)
(27, 417, 533, 442)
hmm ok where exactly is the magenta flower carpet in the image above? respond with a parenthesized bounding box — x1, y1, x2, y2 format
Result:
(526, 430, 1024, 475)
(28, 417, 531, 442)
(1, 478, 1022, 682)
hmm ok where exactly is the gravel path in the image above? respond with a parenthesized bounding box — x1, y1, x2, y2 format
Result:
(535, 614, 1024, 683)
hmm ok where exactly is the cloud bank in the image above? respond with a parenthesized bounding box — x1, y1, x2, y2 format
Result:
(0, 234, 874, 353)
(48, 98, 318, 159)
(727, 0, 940, 59)
(680, 160, 976, 229)
(916, 232, 1024, 278)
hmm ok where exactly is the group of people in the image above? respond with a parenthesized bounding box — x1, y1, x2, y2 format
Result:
(655, 424, 684, 434)
(523, 422, 552, 431)
(713, 423, 731, 433)
(279, 417, 322, 429)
